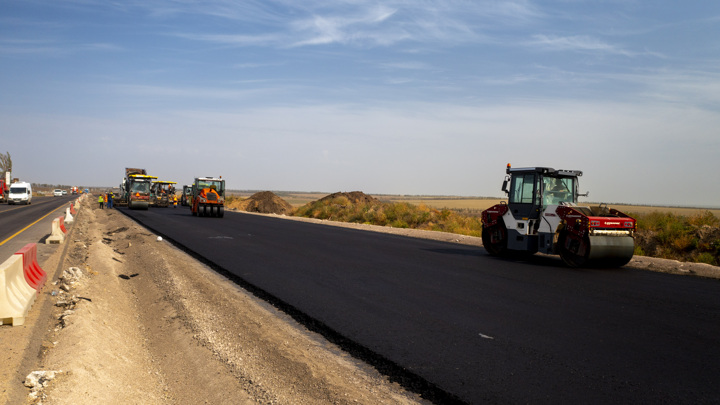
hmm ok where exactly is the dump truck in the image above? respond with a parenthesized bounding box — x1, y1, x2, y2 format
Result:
(481, 164, 636, 268)
(151, 181, 177, 208)
(191, 176, 225, 217)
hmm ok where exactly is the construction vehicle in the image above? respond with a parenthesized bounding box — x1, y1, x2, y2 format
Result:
(191, 176, 225, 217)
(151, 181, 177, 208)
(180, 185, 192, 206)
(117, 168, 147, 207)
(481, 164, 636, 268)
(0, 172, 9, 203)
(126, 174, 157, 210)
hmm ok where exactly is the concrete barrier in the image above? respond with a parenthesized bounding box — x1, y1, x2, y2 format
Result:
(70, 202, 77, 215)
(59, 216, 68, 234)
(46, 217, 65, 244)
(14, 243, 47, 293)
(64, 207, 74, 224)
(0, 255, 36, 326)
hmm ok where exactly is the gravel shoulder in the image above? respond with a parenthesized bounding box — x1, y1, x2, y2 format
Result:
(2, 199, 718, 405)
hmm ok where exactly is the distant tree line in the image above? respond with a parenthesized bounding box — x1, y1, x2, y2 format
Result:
(33, 183, 74, 190)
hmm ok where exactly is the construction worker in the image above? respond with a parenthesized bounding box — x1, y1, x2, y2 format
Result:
(98, 194, 104, 209)
(107, 191, 114, 209)
(173, 194, 178, 208)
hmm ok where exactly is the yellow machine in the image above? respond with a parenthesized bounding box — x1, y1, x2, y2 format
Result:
(151, 181, 177, 208)
(127, 174, 157, 210)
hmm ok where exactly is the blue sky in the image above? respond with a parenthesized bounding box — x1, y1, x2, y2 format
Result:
(1, 1, 719, 206)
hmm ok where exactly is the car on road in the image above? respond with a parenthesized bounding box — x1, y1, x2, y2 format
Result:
(9, 182, 33, 204)
(54, 189, 63, 197)
(62, 190, 68, 195)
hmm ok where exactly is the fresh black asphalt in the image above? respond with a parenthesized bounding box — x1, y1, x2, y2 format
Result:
(120, 206, 720, 404)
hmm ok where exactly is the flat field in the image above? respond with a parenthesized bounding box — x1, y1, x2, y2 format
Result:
(228, 191, 720, 218)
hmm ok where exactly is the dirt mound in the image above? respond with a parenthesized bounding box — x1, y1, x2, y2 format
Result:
(237, 191, 294, 215)
(319, 191, 380, 205)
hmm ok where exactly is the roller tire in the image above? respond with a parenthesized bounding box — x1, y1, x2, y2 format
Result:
(218, 206, 224, 218)
(482, 223, 508, 256)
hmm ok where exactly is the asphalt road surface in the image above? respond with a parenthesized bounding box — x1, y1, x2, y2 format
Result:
(0, 195, 76, 257)
(120, 205, 720, 404)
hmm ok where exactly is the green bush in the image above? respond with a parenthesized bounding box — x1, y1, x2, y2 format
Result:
(632, 210, 720, 264)
(293, 199, 484, 237)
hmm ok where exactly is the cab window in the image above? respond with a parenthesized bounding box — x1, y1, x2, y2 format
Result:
(510, 174, 536, 204)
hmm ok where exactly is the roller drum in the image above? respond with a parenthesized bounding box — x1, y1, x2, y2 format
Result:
(587, 235, 635, 267)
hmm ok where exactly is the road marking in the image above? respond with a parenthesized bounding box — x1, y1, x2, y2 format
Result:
(479, 333, 494, 340)
(0, 204, 68, 246)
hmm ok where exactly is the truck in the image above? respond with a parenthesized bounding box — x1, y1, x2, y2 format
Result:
(191, 176, 225, 217)
(481, 164, 636, 268)
(0, 172, 9, 203)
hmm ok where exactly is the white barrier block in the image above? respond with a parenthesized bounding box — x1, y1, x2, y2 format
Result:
(46, 217, 65, 244)
(0, 255, 37, 326)
(65, 208, 74, 224)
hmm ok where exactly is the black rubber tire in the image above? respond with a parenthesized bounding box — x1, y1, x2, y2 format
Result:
(218, 206, 224, 218)
(482, 223, 507, 256)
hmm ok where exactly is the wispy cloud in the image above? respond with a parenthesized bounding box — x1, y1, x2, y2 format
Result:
(0, 38, 122, 55)
(528, 34, 630, 55)
(165, 1, 529, 49)
(527, 34, 664, 58)
(110, 84, 264, 100)
(379, 61, 431, 70)
(171, 33, 281, 47)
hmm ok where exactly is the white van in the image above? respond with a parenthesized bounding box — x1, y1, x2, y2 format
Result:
(9, 182, 32, 205)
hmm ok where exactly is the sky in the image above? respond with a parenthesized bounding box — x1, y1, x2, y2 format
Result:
(1, 1, 719, 207)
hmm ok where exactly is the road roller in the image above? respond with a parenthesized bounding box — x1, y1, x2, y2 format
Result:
(191, 176, 225, 218)
(481, 164, 636, 268)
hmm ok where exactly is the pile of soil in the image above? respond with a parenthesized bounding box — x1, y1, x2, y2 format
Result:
(236, 191, 294, 215)
(318, 191, 380, 205)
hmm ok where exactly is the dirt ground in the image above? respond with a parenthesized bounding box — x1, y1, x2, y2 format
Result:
(2, 196, 718, 405)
